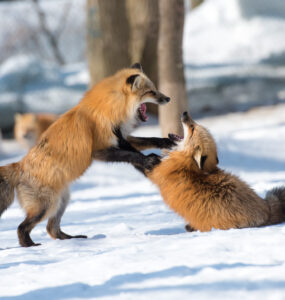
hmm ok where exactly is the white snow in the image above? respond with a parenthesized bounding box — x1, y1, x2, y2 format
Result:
(184, 0, 285, 66)
(1, 105, 285, 300)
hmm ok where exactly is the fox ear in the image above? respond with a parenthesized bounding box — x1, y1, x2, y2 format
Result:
(193, 147, 207, 170)
(126, 74, 143, 91)
(130, 63, 143, 72)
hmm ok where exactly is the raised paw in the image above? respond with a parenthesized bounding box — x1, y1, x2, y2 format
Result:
(143, 153, 161, 171)
(161, 137, 177, 149)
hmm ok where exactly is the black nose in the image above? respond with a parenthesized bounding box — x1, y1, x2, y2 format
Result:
(165, 97, 170, 103)
(181, 111, 190, 123)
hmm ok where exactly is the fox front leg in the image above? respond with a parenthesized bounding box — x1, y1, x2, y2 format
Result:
(93, 147, 161, 175)
(127, 136, 176, 151)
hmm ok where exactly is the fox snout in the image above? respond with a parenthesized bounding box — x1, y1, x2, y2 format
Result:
(156, 92, 170, 105)
(181, 111, 194, 125)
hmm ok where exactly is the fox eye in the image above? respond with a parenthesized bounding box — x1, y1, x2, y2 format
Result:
(147, 90, 155, 96)
(190, 124, 195, 133)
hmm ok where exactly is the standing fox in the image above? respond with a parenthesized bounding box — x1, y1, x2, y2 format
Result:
(14, 113, 58, 149)
(117, 111, 285, 231)
(0, 63, 173, 247)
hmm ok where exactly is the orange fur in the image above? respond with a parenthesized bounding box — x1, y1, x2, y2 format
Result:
(147, 112, 285, 231)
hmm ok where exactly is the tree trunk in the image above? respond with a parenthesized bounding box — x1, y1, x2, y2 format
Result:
(86, 0, 104, 86)
(158, 0, 188, 137)
(97, 0, 130, 77)
(87, 0, 131, 86)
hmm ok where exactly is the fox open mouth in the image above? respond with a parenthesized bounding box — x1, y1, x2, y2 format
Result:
(168, 133, 184, 142)
(137, 103, 148, 122)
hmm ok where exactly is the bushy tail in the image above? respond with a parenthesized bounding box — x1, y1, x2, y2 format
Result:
(265, 186, 285, 225)
(0, 163, 20, 217)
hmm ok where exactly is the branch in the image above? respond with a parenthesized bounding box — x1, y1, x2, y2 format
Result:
(32, 0, 65, 65)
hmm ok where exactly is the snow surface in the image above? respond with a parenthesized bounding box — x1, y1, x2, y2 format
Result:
(184, 0, 285, 66)
(1, 105, 285, 300)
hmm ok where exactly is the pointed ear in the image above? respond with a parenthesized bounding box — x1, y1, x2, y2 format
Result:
(14, 113, 21, 122)
(193, 147, 207, 170)
(126, 74, 142, 91)
(130, 63, 143, 72)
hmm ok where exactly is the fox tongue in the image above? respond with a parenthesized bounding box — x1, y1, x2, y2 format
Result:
(139, 103, 148, 122)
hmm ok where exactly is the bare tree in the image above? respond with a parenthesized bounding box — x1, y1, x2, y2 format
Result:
(158, 0, 188, 137)
(32, 0, 69, 65)
(86, 0, 104, 86)
(87, 0, 130, 85)
(98, 0, 130, 77)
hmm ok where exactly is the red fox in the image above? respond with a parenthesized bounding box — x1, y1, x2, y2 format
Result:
(0, 63, 173, 247)
(117, 111, 285, 232)
(14, 113, 58, 149)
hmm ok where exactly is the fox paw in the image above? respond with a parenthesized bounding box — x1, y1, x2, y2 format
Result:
(161, 137, 177, 149)
(185, 224, 196, 232)
(143, 153, 161, 171)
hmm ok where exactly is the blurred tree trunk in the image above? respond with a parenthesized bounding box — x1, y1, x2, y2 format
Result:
(158, 0, 188, 137)
(97, 0, 131, 77)
(86, 0, 104, 85)
(86, 0, 130, 86)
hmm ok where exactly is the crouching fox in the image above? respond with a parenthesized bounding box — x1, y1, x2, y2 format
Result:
(14, 113, 58, 149)
(0, 63, 174, 247)
(116, 111, 285, 232)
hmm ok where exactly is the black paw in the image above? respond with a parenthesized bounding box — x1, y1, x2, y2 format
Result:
(143, 153, 161, 171)
(161, 137, 177, 149)
(185, 224, 196, 232)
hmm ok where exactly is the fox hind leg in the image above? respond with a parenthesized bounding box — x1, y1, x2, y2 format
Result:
(17, 208, 46, 247)
(46, 188, 87, 240)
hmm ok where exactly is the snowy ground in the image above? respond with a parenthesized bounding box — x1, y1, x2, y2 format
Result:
(1, 104, 285, 300)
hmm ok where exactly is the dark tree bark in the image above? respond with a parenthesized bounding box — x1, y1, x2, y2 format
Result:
(97, 0, 131, 77)
(158, 0, 188, 137)
(87, 0, 131, 85)
(86, 0, 104, 86)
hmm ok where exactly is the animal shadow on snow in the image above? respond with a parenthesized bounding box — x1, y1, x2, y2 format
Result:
(2, 263, 284, 300)
(145, 227, 185, 236)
